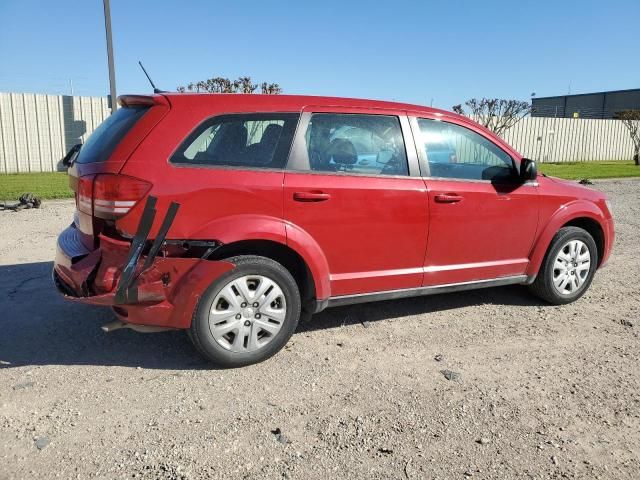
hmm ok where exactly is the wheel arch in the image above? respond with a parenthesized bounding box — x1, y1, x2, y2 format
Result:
(561, 217, 604, 267)
(209, 239, 318, 311)
(187, 214, 331, 303)
(526, 201, 608, 278)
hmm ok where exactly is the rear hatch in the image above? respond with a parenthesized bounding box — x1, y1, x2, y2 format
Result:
(67, 95, 170, 249)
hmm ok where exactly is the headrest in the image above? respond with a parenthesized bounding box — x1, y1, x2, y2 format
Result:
(328, 138, 357, 165)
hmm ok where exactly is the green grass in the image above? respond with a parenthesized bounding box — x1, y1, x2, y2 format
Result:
(539, 160, 640, 180)
(0, 172, 73, 201)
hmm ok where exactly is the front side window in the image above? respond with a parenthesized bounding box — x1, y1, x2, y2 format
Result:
(298, 114, 409, 176)
(417, 119, 515, 182)
(171, 113, 299, 169)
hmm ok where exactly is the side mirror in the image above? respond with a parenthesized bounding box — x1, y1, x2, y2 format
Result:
(520, 158, 537, 182)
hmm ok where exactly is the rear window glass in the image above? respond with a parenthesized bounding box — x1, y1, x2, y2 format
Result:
(170, 113, 299, 169)
(76, 106, 149, 164)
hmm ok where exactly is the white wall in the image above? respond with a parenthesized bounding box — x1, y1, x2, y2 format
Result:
(497, 116, 635, 163)
(0, 92, 110, 173)
(0, 92, 636, 173)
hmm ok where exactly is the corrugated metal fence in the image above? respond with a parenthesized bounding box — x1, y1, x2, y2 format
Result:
(500, 116, 634, 163)
(0, 92, 636, 173)
(0, 92, 110, 173)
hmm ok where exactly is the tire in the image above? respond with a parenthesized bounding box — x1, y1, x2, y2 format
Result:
(189, 255, 301, 368)
(529, 226, 598, 305)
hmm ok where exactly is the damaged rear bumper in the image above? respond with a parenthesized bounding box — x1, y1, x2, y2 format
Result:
(53, 198, 234, 329)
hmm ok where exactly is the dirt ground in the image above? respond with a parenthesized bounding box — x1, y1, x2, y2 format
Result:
(1, 179, 638, 480)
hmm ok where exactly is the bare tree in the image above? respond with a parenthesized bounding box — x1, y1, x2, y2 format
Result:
(177, 76, 281, 94)
(452, 98, 531, 136)
(614, 110, 640, 165)
(260, 82, 282, 95)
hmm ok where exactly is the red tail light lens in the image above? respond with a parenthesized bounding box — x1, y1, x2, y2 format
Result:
(77, 174, 152, 219)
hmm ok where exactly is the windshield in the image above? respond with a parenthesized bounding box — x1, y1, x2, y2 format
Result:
(76, 106, 149, 164)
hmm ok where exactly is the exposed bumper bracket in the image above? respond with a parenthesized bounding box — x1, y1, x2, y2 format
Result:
(114, 197, 181, 305)
(115, 196, 158, 304)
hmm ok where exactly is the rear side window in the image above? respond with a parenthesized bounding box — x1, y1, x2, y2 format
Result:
(297, 114, 408, 176)
(76, 106, 149, 164)
(171, 113, 299, 169)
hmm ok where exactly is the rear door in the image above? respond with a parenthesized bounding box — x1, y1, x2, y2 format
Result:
(283, 107, 428, 297)
(411, 116, 539, 285)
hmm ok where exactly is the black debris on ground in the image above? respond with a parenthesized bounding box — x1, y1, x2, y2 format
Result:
(1, 193, 42, 212)
(271, 428, 290, 444)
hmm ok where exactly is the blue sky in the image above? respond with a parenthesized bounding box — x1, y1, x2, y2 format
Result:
(0, 0, 638, 110)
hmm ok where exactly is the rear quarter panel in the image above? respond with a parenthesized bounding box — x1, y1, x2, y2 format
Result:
(117, 100, 287, 241)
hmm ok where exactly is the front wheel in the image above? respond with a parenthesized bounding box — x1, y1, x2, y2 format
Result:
(529, 226, 598, 305)
(189, 255, 301, 368)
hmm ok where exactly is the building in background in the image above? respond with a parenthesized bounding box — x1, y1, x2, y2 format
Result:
(532, 88, 640, 119)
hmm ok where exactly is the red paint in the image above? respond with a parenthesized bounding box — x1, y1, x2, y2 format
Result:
(422, 178, 539, 285)
(54, 93, 614, 329)
(283, 171, 428, 296)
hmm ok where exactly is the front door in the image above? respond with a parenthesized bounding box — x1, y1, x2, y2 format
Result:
(413, 117, 539, 286)
(283, 109, 429, 297)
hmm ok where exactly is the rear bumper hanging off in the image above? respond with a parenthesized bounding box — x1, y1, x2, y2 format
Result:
(53, 196, 234, 329)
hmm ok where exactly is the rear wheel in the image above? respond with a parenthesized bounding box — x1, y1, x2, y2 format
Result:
(189, 255, 301, 367)
(529, 226, 598, 305)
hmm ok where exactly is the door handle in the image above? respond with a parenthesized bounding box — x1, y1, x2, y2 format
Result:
(293, 191, 331, 202)
(434, 193, 463, 203)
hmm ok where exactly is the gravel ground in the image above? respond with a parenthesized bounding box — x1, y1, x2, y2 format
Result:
(1, 180, 639, 480)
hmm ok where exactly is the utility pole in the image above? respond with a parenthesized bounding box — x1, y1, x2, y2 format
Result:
(103, 0, 117, 112)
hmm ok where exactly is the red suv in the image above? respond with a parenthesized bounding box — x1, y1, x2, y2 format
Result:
(54, 94, 614, 367)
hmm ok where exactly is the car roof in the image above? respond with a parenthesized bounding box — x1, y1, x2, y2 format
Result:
(118, 92, 522, 160)
(157, 92, 455, 117)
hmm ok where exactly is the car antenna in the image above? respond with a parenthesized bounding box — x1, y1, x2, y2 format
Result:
(138, 61, 165, 93)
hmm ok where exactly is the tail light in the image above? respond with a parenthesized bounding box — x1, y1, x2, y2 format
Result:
(77, 174, 152, 219)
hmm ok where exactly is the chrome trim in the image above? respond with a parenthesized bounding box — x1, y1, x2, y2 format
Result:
(326, 275, 530, 308)
(283, 169, 417, 180)
(424, 258, 528, 273)
(422, 176, 539, 187)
